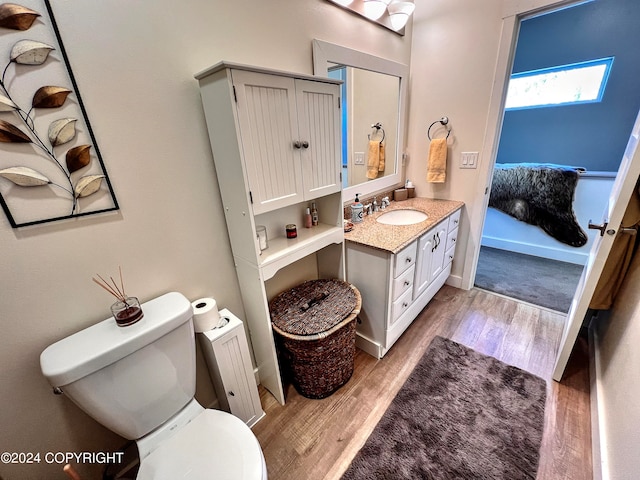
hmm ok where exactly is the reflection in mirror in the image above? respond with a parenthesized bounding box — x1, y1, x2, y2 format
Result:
(313, 39, 408, 202)
(328, 65, 399, 188)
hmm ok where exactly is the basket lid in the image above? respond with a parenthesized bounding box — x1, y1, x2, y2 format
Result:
(270, 279, 358, 336)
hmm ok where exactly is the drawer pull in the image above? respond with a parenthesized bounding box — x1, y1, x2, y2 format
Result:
(454, 219, 459, 225)
(402, 302, 408, 308)
(452, 238, 456, 243)
(406, 257, 412, 263)
(228, 391, 235, 397)
(404, 281, 410, 286)
(449, 255, 454, 260)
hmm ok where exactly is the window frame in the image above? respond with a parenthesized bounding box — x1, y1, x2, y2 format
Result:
(505, 57, 614, 111)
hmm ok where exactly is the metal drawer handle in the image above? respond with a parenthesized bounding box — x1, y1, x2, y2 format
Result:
(228, 391, 235, 397)
(404, 281, 410, 286)
(406, 257, 412, 263)
(402, 302, 408, 308)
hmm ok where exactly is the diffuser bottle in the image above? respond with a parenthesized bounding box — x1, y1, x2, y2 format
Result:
(311, 202, 319, 226)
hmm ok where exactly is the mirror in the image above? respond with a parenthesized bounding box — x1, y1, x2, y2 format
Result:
(312, 39, 408, 202)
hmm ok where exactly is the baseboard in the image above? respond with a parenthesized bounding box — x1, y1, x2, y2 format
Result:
(589, 321, 605, 480)
(445, 273, 463, 289)
(481, 236, 587, 265)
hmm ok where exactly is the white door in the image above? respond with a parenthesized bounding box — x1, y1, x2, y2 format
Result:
(553, 109, 640, 380)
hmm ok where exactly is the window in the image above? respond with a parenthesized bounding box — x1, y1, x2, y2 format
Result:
(505, 57, 613, 110)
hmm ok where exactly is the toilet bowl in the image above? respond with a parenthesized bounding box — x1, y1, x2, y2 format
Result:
(40, 292, 267, 479)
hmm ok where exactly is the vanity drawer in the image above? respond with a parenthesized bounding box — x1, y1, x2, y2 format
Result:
(445, 244, 456, 266)
(448, 209, 461, 232)
(445, 228, 458, 252)
(393, 242, 417, 277)
(392, 265, 415, 301)
(390, 288, 413, 328)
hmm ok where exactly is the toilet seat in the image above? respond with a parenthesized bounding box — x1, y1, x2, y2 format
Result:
(137, 409, 266, 480)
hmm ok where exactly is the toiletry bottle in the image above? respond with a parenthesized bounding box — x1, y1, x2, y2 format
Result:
(311, 202, 319, 226)
(304, 207, 312, 228)
(351, 194, 364, 224)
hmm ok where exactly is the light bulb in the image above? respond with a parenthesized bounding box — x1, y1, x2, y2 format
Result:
(387, 0, 415, 30)
(363, 0, 391, 20)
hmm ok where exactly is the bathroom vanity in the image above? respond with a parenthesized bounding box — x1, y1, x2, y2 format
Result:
(345, 198, 463, 358)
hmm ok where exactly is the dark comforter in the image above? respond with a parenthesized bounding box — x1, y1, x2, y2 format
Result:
(489, 163, 588, 247)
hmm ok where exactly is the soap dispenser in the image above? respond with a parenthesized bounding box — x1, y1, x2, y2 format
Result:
(351, 194, 364, 224)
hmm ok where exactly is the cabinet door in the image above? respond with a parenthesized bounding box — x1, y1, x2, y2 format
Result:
(295, 79, 342, 200)
(232, 70, 304, 214)
(429, 223, 448, 281)
(414, 232, 435, 300)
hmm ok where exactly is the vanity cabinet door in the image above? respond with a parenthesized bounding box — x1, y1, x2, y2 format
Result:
(232, 70, 304, 214)
(413, 220, 447, 300)
(296, 79, 342, 201)
(428, 222, 448, 282)
(232, 72, 341, 214)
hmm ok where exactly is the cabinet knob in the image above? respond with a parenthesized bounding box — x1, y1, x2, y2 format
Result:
(301, 141, 309, 149)
(452, 238, 456, 242)
(228, 391, 235, 397)
(293, 141, 302, 149)
(402, 302, 408, 308)
(406, 257, 412, 263)
(404, 281, 410, 286)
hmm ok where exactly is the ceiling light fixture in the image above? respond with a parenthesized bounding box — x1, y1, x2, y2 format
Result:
(362, 0, 392, 20)
(326, 0, 414, 35)
(387, 0, 415, 31)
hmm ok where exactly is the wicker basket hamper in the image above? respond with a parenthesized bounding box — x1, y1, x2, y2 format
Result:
(270, 279, 361, 399)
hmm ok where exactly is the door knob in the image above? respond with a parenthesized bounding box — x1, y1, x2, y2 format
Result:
(588, 220, 608, 236)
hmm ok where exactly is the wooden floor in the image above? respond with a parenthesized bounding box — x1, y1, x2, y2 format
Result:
(252, 286, 592, 480)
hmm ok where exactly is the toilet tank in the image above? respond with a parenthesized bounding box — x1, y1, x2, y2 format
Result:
(40, 292, 195, 440)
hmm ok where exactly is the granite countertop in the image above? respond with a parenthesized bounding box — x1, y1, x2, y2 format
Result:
(345, 197, 464, 254)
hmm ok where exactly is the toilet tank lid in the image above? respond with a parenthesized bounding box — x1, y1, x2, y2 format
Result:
(40, 292, 193, 387)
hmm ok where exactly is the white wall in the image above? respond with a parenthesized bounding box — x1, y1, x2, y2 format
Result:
(594, 249, 640, 479)
(0, 1, 412, 478)
(405, 0, 505, 287)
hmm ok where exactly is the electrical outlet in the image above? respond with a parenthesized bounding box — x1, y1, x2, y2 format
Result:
(460, 152, 478, 169)
(354, 152, 365, 165)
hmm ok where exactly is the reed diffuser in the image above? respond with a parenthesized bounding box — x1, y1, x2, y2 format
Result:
(93, 267, 143, 327)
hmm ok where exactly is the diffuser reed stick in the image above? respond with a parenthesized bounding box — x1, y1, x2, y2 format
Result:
(92, 267, 129, 304)
(93, 267, 144, 327)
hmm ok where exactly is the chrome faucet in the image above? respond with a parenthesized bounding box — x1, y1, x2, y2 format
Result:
(380, 196, 390, 209)
(364, 203, 373, 215)
(372, 197, 379, 212)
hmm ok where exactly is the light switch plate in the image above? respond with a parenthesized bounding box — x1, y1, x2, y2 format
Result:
(354, 152, 365, 165)
(460, 152, 478, 169)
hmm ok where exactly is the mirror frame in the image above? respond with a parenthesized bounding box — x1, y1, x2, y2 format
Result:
(312, 39, 409, 203)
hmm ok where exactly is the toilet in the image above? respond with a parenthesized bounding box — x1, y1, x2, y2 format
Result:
(40, 292, 267, 480)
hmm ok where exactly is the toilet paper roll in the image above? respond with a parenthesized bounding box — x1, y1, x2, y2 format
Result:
(191, 298, 221, 333)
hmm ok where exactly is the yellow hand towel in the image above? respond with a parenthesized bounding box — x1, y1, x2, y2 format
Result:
(366, 140, 380, 179)
(378, 142, 385, 173)
(427, 138, 447, 183)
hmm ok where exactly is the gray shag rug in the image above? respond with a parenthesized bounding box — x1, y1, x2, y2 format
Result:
(341, 336, 547, 480)
(475, 246, 583, 312)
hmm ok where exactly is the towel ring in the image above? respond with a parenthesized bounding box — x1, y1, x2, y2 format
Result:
(427, 116, 451, 140)
(368, 122, 385, 143)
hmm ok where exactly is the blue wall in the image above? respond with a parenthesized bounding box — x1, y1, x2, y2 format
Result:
(497, 0, 640, 172)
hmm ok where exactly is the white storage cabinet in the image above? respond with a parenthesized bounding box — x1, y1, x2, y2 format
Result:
(346, 208, 461, 358)
(196, 62, 345, 405)
(198, 309, 265, 428)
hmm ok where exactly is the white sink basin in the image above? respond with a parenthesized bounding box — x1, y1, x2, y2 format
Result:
(376, 209, 428, 225)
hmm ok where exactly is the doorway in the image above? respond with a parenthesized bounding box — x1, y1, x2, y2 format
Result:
(473, 0, 640, 313)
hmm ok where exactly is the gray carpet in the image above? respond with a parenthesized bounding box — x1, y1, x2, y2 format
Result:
(475, 246, 583, 312)
(342, 336, 547, 480)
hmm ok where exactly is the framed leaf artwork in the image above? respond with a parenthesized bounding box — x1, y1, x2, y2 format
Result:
(0, 1, 118, 228)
